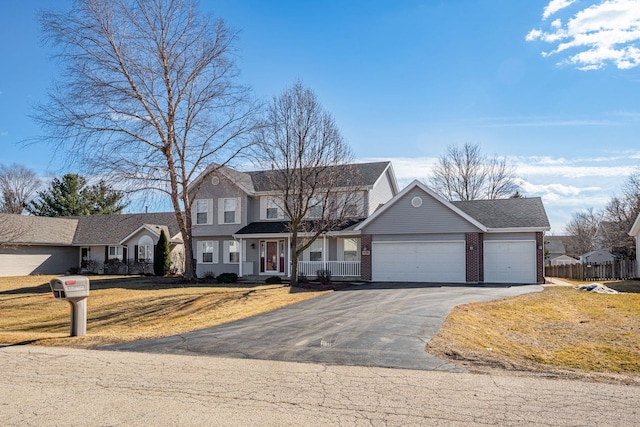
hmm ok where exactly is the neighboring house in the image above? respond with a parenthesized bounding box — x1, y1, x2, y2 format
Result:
(578, 248, 615, 264)
(189, 161, 550, 284)
(549, 254, 578, 266)
(0, 213, 183, 277)
(189, 161, 398, 279)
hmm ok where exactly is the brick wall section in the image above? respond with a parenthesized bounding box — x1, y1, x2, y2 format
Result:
(478, 234, 484, 282)
(361, 234, 372, 280)
(465, 233, 481, 282)
(536, 232, 544, 283)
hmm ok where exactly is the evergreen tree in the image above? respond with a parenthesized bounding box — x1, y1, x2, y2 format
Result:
(27, 173, 127, 216)
(154, 230, 171, 276)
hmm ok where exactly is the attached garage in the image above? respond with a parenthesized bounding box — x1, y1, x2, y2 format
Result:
(372, 241, 466, 282)
(484, 241, 537, 284)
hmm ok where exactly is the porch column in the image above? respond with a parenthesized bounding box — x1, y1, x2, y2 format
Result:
(238, 238, 243, 277)
(323, 235, 327, 271)
(287, 236, 291, 277)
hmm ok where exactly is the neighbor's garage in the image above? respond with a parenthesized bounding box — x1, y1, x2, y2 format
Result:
(484, 240, 536, 283)
(372, 241, 466, 283)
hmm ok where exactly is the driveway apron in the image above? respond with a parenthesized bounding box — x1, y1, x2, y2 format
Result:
(101, 283, 542, 371)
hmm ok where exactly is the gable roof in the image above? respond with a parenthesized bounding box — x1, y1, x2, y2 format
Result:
(355, 180, 487, 232)
(452, 198, 550, 231)
(0, 214, 78, 245)
(355, 180, 550, 233)
(629, 213, 640, 237)
(235, 218, 364, 236)
(71, 212, 181, 245)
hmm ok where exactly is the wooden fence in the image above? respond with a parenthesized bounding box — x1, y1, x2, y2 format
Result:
(546, 260, 637, 281)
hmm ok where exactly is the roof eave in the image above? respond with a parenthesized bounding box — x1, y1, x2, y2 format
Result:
(485, 227, 551, 233)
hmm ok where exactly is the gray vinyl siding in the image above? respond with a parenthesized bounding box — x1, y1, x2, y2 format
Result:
(372, 233, 465, 242)
(484, 233, 536, 241)
(361, 187, 482, 235)
(191, 176, 249, 237)
(368, 170, 395, 215)
(0, 245, 78, 276)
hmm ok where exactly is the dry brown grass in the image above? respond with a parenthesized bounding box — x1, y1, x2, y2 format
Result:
(0, 275, 329, 348)
(427, 285, 640, 378)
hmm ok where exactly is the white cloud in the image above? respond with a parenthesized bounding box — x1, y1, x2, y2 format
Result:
(0, 131, 7, 137)
(527, 0, 640, 70)
(542, 0, 578, 19)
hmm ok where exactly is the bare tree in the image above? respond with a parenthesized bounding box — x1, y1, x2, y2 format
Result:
(0, 214, 28, 248)
(564, 207, 602, 256)
(601, 169, 640, 258)
(38, 0, 259, 279)
(430, 143, 519, 201)
(0, 164, 40, 214)
(254, 82, 358, 284)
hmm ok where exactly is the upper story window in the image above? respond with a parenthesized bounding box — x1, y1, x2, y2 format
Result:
(309, 196, 323, 219)
(262, 196, 284, 220)
(195, 199, 209, 225)
(224, 198, 236, 223)
(218, 197, 241, 225)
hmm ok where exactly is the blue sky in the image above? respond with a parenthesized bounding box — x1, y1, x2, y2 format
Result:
(1, 0, 640, 234)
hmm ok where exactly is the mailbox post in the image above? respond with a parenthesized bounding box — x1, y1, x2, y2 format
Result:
(49, 276, 90, 337)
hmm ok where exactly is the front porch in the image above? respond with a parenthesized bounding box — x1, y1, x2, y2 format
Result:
(297, 260, 361, 278)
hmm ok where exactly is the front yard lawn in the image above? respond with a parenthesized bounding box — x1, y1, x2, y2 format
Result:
(0, 275, 329, 348)
(426, 283, 640, 381)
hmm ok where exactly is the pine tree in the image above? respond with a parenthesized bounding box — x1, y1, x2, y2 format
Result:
(154, 230, 171, 276)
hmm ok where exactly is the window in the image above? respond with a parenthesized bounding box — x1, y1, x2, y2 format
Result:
(196, 199, 208, 225)
(309, 196, 323, 218)
(224, 240, 240, 264)
(266, 197, 280, 219)
(218, 197, 240, 224)
(309, 240, 323, 261)
(344, 203, 358, 217)
(343, 239, 358, 261)
(200, 241, 218, 264)
(138, 245, 152, 262)
(108, 246, 123, 261)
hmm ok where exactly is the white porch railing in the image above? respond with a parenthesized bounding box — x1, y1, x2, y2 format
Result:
(297, 261, 361, 277)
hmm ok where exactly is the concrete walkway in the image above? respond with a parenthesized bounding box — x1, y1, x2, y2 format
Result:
(103, 283, 542, 371)
(1, 346, 638, 426)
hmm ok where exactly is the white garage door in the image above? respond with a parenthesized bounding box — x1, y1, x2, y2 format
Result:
(372, 241, 466, 283)
(0, 254, 50, 276)
(484, 241, 536, 283)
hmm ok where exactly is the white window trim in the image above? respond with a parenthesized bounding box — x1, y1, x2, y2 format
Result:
(223, 240, 241, 264)
(195, 199, 213, 225)
(218, 197, 241, 225)
(108, 246, 124, 261)
(198, 240, 219, 264)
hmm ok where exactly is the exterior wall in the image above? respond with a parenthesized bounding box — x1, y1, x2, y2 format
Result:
(0, 245, 77, 276)
(484, 232, 537, 241)
(191, 175, 249, 237)
(368, 169, 396, 215)
(372, 233, 465, 242)
(536, 232, 544, 283)
(360, 187, 482, 235)
(361, 234, 372, 280)
(465, 233, 483, 282)
(194, 237, 259, 278)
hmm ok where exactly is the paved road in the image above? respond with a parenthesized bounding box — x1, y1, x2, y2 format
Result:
(2, 346, 638, 426)
(104, 283, 542, 370)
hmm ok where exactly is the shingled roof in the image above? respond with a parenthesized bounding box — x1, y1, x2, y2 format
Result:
(452, 197, 550, 230)
(71, 212, 181, 245)
(0, 214, 78, 245)
(235, 218, 364, 235)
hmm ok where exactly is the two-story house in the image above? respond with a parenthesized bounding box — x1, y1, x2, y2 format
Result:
(189, 161, 551, 284)
(189, 161, 398, 279)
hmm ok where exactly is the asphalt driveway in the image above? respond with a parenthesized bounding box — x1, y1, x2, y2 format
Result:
(102, 282, 542, 371)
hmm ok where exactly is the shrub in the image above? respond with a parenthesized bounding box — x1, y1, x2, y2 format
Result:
(68, 267, 80, 275)
(297, 273, 307, 283)
(216, 272, 238, 284)
(265, 275, 283, 284)
(316, 269, 332, 285)
(104, 258, 128, 275)
(202, 271, 215, 280)
(154, 230, 171, 276)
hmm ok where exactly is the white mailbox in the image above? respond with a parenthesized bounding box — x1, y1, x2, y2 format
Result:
(49, 276, 90, 337)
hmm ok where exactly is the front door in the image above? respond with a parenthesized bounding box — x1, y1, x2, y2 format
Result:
(261, 240, 285, 274)
(80, 247, 90, 268)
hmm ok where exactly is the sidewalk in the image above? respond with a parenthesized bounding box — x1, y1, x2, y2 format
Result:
(2, 345, 638, 426)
